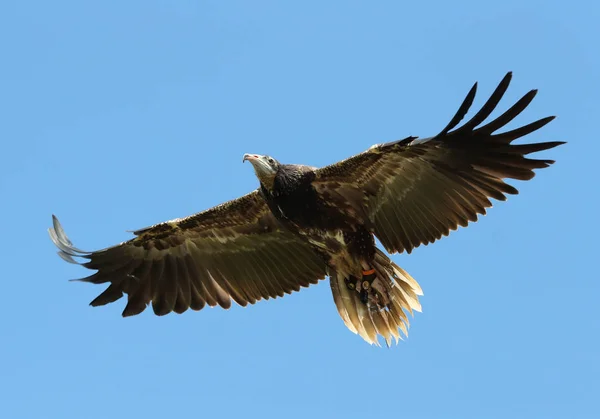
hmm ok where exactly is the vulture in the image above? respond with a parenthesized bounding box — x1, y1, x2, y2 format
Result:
(49, 72, 564, 346)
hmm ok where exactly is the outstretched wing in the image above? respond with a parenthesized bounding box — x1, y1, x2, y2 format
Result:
(313, 72, 564, 254)
(49, 190, 327, 316)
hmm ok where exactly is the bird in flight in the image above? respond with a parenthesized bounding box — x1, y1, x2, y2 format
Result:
(49, 72, 563, 346)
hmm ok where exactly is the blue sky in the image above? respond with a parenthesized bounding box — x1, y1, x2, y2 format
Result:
(1, 1, 598, 418)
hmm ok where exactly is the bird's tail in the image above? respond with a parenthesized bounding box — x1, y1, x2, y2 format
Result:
(329, 249, 423, 346)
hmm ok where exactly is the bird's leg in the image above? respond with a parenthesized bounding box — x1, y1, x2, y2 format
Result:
(345, 269, 386, 306)
(344, 275, 359, 291)
(359, 268, 377, 304)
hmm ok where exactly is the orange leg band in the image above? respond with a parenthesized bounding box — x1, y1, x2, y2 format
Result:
(362, 268, 376, 276)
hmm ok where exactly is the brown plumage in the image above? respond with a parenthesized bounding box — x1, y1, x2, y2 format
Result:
(49, 72, 564, 346)
(50, 191, 327, 317)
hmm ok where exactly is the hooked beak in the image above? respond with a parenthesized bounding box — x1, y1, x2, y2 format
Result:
(242, 153, 260, 163)
(243, 153, 277, 188)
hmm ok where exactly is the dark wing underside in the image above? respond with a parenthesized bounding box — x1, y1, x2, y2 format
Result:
(313, 72, 564, 254)
(49, 190, 327, 316)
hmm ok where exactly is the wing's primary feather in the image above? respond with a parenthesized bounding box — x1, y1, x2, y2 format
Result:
(49, 190, 327, 316)
(313, 72, 564, 254)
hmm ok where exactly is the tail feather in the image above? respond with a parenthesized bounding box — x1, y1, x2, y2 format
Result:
(329, 270, 360, 335)
(329, 249, 423, 346)
(358, 305, 379, 344)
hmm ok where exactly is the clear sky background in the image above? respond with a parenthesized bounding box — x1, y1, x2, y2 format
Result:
(1, 1, 598, 418)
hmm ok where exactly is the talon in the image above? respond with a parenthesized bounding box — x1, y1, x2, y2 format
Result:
(345, 276, 357, 291)
(360, 289, 369, 304)
(362, 280, 370, 290)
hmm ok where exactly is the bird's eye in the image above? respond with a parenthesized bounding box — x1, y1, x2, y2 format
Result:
(267, 157, 275, 164)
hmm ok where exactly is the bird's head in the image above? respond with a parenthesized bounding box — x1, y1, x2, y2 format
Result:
(243, 153, 281, 190)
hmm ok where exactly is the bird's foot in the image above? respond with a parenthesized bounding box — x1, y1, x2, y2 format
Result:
(344, 275, 358, 291)
(345, 269, 380, 305)
(359, 269, 377, 304)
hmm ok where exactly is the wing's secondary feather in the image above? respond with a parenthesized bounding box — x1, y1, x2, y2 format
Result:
(49, 190, 327, 316)
(313, 72, 564, 254)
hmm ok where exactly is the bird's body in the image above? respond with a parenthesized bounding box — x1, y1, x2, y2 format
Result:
(262, 164, 373, 265)
(259, 165, 387, 308)
(49, 72, 564, 345)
